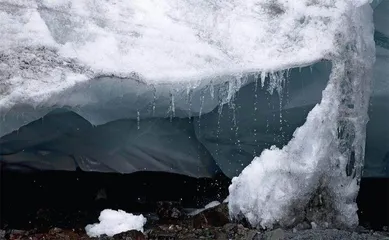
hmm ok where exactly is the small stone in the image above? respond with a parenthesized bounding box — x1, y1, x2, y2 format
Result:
(156, 201, 184, 221)
(216, 232, 228, 240)
(223, 223, 238, 233)
(48, 227, 63, 234)
(113, 230, 145, 240)
(192, 203, 230, 228)
(264, 228, 285, 240)
(245, 230, 259, 240)
(310, 222, 317, 229)
(295, 222, 311, 230)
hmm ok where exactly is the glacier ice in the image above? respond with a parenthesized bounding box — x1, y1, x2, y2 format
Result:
(0, 109, 218, 177)
(0, 0, 388, 229)
(1, 0, 352, 121)
(228, 0, 376, 229)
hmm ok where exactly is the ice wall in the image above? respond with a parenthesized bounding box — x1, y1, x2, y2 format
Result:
(0, 0, 352, 136)
(228, 1, 375, 229)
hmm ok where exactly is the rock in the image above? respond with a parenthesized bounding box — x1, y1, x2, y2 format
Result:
(295, 222, 311, 231)
(112, 230, 145, 240)
(192, 203, 229, 228)
(216, 231, 228, 240)
(156, 202, 184, 222)
(245, 230, 259, 240)
(223, 223, 238, 233)
(263, 228, 285, 240)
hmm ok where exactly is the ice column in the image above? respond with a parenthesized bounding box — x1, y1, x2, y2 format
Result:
(228, 2, 375, 229)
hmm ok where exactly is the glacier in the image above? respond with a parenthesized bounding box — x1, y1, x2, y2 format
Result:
(0, 0, 388, 229)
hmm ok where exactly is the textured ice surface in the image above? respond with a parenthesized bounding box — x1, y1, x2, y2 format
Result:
(1, 0, 352, 130)
(85, 209, 146, 237)
(0, 109, 218, 177)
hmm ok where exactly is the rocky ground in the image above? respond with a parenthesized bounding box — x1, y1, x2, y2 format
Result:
(1, 202, 389, 240)
(1, 171, 388, 239)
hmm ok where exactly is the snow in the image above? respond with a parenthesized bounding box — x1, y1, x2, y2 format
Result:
(85, 209, 147, 237)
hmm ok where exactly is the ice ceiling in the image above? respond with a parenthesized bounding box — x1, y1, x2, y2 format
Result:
(0, 0, 388, 229)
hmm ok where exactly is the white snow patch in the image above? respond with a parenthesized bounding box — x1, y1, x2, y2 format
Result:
(85, 209, 147, 237)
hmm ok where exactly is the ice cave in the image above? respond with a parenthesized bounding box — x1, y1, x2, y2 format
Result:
(0, 0, 388, 235)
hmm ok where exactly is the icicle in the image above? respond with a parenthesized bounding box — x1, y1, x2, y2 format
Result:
(171, 92, 175, 118)
(261, 71, 267, 88)
(210, 82, 215, 100)
(137, 110, 140, 130)
(169, 91, 175, 122)
(152, 87, 157, 117)
(186, 86, 193, 120)
(215, 103, 224, 157)
(198, 93, 205, 135)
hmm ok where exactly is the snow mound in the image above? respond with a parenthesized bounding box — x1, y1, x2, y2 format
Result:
(85, 209, 146, 237)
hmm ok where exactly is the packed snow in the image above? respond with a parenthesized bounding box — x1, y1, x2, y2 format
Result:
(85, 209, 146, 237)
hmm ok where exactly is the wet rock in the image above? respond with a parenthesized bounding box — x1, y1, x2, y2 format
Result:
(147, 230, 177, 240)
(294, 222, 311, 231)
(156, 202, 184, 222)
(263, 228, 285, 240)
(6, 229, 29, 240)
(223, 223, 238, 233)
(112, 230, 145, 240)
(192, 203, 229, 228)
(245, 229, 259, 240)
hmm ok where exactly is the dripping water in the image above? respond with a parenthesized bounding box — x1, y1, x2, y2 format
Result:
(137, 110, 140, 130)
(152, 87, 157, 117)
(169, 91, 175, 122)
(253, 73, 260, 155)
(187, 86, 193, 120)
(198, 93, 205, 135)
(215, 102, 224, 157)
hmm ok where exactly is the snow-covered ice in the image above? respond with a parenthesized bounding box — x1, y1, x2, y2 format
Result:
(85, 209, 146, 237)
(1, 0, 352, 130)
